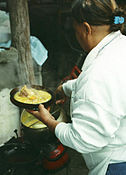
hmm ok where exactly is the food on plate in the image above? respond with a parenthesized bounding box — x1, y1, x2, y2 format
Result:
(14, 85, 52, 104)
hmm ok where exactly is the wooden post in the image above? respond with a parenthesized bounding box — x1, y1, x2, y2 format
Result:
(8, 0, 35, 85)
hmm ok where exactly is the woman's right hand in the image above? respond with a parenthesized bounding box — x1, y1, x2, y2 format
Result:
(55, 84, 67, 105)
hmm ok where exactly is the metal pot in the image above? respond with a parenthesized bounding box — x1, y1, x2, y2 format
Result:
(0, 142, 40, 167)
(20, 104, 67, 148)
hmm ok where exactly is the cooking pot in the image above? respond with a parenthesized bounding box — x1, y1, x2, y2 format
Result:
(10, 85, 55, 110)
(0, 142, 40, 167)
(20, 104, 67, 148)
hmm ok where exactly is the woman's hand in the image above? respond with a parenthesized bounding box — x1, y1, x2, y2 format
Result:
(27, 104, 54, 123)
(55, 85, 67, 105)
(27, 104, 59, 132)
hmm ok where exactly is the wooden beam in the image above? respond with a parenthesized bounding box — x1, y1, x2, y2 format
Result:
(8, 0, 35, 85)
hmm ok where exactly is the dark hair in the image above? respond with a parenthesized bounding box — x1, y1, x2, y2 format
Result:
(72, 0, 125, 32)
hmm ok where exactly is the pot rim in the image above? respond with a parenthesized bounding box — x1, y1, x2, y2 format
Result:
(21, 109, 48, 130)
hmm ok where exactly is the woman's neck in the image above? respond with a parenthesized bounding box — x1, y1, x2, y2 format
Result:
(88, 25, 110, 52)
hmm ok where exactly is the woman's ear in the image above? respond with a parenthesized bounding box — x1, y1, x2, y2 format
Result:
(82, 22, 92, 35)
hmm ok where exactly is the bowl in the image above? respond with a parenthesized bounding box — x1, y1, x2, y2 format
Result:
(10, 85, 55, 110)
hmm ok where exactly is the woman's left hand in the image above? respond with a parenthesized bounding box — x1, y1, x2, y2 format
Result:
(26, 104, 59, 132)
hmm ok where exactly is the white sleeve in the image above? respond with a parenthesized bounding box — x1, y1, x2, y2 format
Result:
(55, 99, 120, 154)
(62, 79, 77, 97)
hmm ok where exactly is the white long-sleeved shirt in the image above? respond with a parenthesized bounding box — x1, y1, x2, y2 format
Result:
(55, 31, 126, 175)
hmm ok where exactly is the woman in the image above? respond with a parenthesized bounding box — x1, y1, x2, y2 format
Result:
(29, 0, 126, 174)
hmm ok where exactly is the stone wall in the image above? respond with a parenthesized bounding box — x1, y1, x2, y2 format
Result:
(0, 47, 43, 91)
(0, 47, 20, 145)
(0, 46, 43, 145)
(0, 47, 19, 90)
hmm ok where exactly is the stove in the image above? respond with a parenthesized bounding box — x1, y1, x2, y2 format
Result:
(0, 163, 45, 175)
(0, 130, 69, 175)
